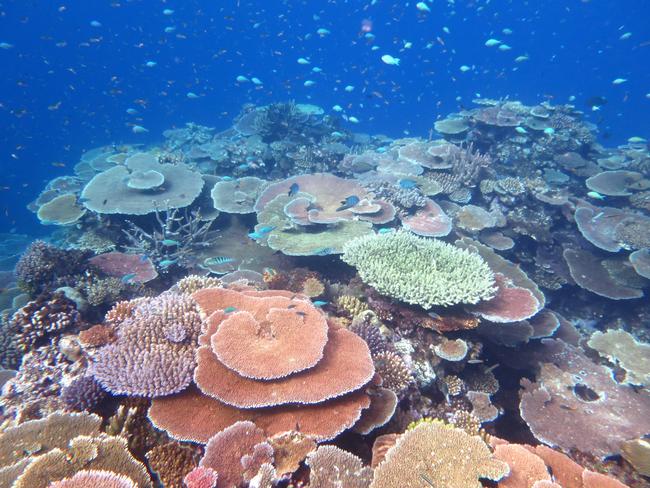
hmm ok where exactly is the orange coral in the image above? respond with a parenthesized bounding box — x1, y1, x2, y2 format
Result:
(78, 324, 115, 348)
(494, 444, 551, 487)
(195, 327, 373, 408)
(148, 386, 370, 443)
(207, 294, 328, 379)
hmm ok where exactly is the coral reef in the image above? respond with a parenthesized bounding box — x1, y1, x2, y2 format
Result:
(8, 97, 650, 487)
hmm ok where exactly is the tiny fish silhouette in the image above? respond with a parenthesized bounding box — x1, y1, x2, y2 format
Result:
(288, 182, 300, 197)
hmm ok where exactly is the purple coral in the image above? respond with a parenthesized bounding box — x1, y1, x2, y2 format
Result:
(90, 291, 203, 397)
(61, 375, 107, 411)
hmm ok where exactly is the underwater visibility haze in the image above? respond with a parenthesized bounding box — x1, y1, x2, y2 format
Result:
(0, 1, 649, 487)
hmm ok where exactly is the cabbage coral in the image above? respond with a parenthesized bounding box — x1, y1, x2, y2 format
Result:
(342, 231, 496, 308)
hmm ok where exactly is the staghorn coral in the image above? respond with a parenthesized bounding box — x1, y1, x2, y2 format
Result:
(146, 441, 201, 488)
(90, 291, 204, 397)
(370, 421, 509, 487)
(306, 445, 373, 488)
(342, 230, 496, 308)
(373, 351, 412, 394)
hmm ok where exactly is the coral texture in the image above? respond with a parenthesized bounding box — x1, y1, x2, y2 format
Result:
(342, 230, 497, 308)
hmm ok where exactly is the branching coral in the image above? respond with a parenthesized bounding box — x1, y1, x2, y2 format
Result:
(121, 206, 214, 269)
(10, 292, 81, 352)
(342, 230, 496, 308)
(90, 291, 204, 397)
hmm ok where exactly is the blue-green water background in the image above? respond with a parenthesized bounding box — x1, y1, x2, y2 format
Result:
(1, 0, 649, 234)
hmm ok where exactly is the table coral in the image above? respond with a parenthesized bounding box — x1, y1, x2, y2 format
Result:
(342, 230, 496, 308)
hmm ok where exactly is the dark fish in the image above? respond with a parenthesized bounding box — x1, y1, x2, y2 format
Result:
(585, 96, 607, 109)
(288, 182, 299, 197)
(336, 195, 360, 211)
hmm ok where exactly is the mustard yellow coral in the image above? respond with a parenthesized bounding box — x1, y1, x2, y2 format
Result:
(370, 422, 509, 488)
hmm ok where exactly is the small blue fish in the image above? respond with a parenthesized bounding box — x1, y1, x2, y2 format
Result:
(399, 179, 418, 189)
(159, 258, 178, 268)
(204, 256, 236, 266)
(288, 182, 300, 197)
(312, 300, 328, 307)
(336, 195, 360, 211)
(314, 247, 335, 256)
(224, 306, 237, 313)
(248, 226, 276, 240)
(221, 176, 234, 181)
(121, 273, 137, 284)
(161, 239, 180, 247)
(139, 254, 150, 263)
(236, 163, 250, 170)
(378, 228, 395, 235)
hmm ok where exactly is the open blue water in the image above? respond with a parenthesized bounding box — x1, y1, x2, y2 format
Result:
(1, 0, 649, 234)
